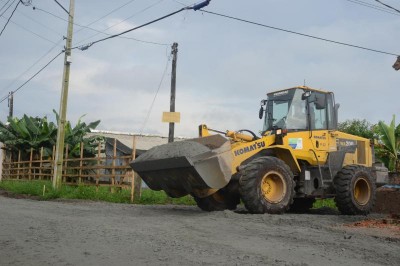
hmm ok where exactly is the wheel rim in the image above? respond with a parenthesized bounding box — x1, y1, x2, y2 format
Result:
(353, 177, 370, 206)
(261, 171, 286, 203)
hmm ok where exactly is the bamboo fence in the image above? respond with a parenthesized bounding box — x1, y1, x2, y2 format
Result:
(1, 138, 141, 199)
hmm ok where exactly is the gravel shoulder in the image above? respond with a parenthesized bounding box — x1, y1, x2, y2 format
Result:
(0, 195, 399, 266)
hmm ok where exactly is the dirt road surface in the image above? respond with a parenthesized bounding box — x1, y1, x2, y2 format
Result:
(0, 196, 399, 266)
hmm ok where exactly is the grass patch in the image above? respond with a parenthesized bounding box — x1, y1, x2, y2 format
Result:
(313, 198, 337, 209)
(0, 180, 334, 209)
(0, 180, 195, 205)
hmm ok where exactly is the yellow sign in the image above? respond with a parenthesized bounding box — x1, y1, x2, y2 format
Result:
(162, 112, 181, 123)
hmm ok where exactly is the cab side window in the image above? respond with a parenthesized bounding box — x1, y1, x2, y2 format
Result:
(311, 92, 327, 130)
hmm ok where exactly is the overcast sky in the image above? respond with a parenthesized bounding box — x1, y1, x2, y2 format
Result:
(0, 0, 399, 138)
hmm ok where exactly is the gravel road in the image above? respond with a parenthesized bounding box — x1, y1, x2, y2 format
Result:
(0, 195, 399, 266)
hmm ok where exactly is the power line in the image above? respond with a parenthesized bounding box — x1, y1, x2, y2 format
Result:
(344, 0, 400, 16)
(0, 0, 20, 37)
(82, 0, 138, 28)
(72, 0, 165, 46)
(1, 41, 61, 94)
(0, 0, 14, 16)
(140, 53, 172, 135)
(0, 0, 13, 14)
(0, 51, 63, 103)
(1, 1, 149, 97)
(201, 9, 399, 56)
(0, 14, 60, 44)
(53, 0, 68, 15)
(16, 9, 61, 36)
(375, 0, 400, 13)
(33, 4, 169, 46)
(74, 7, 188, 50)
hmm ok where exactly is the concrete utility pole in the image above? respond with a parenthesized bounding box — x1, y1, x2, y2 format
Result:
(8, 92, 13, 118)
(168, 42, 178, 143)
(53, 0, 75, 189)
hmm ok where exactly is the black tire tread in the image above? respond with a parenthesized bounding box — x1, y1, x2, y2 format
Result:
(194, 190, 240, 212)
(239, 156, 295, 214)
(334, 165, 376, 215)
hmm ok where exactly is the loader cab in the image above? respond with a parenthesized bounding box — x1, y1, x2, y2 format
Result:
(261, 87, 338, 133)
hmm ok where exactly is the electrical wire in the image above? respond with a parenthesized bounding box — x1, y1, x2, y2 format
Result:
(0, 51, 63, 103)
(201, 9, 399, 56)
(374, 0, 400, 13)
(82, 0, 138, 28)
(0, 14, 59, 44)
(72, 0, 165, 46)
(1, 1, 152, 98)
(0, 0, 14, 16)
(1, 41, 61, 94)
(0, 0, 12, 14)
(73, 7, 186, 50)
(0, 0, 19, 37)
(33, 4, 169, 46)
(344, 0, 400, 16)
(139, 53, 172, 135)
(16, 9, 61, 36)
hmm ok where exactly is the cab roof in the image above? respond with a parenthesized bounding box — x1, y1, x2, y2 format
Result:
(267, 86, 332, 96)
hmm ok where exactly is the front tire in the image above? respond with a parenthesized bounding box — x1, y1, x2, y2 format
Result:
(334, 165, 376, 215)
(194, 189, 240, 212)
(239, 157, 295, 214)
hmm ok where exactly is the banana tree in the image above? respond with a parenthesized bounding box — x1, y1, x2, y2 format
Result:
(0, 115, 57, 158)
(375, 115, 400, 172)
(54, 110, 103, 158)
(0, 111, 103, 160)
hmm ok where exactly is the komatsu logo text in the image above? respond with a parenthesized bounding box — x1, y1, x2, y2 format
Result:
(234, 142, 266, 156)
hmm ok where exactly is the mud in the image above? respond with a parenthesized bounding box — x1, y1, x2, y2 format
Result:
(0, 196, 399, 266)
(374, 187, 400, 214)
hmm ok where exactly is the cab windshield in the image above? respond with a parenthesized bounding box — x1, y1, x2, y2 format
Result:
(263, 88, 335, 132)
(263, 89, 307, 131)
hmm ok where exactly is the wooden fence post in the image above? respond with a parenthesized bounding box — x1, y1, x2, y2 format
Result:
(111, 139, 116, 193)
(132, 136, 142, 202)
(29, 148, 33, 180)
(131, 136, 136, 203)
(51, 146, 55, 181)
(39, 147, 43, 180)
(17, 150, 21, 180)
(96, 142, 101, 192)
(64, 144, 69, 183)
(79, 142, 83, 184)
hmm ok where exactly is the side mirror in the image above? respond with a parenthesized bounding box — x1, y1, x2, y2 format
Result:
(302, 91, 311, 100)
(259, 106, 264, 119)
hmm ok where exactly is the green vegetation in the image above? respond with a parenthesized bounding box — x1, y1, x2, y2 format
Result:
(375, 115, 400, 172)
(0, 181, 195, 205)
(338, 119, 375, 139)
(339, 116, 400, 172)
(0, 111, 103, 160)
(313, 198, 337, 209)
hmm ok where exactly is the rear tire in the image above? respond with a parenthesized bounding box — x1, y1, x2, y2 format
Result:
(288, 198, 316, 213)
(239, 157, 295, 214)
(334, 165, 376, 215)
(194, 189, 240, 212)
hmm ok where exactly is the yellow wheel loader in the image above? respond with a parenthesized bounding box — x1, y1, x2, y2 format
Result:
(131, 86, 388, 215)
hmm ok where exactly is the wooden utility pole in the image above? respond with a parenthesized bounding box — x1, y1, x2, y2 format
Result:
(8, 91, 13, 118)
(168, 42, 178, 143)
(53, 0, 75, 189)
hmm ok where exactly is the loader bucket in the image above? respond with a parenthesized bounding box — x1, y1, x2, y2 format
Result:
(130, 134, 233, 198)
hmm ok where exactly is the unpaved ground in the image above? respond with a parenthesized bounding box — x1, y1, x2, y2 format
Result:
(0, 196, 399, 266)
